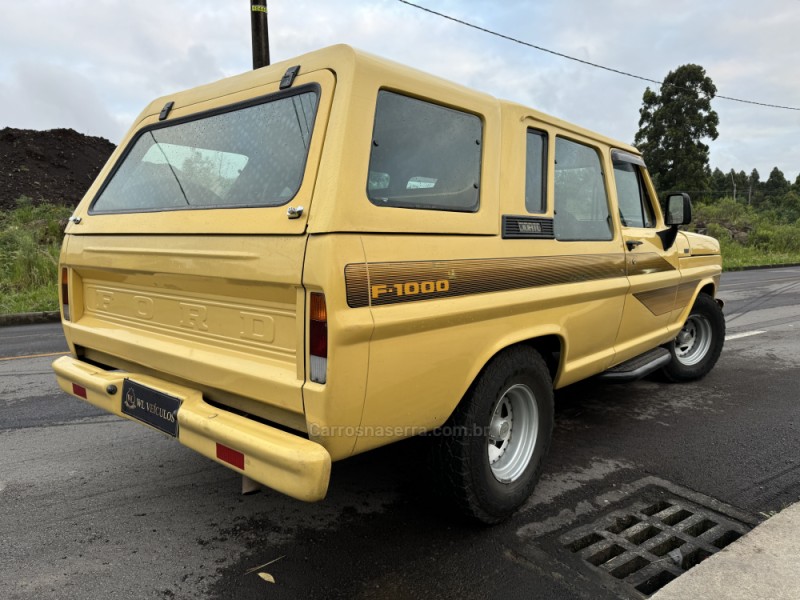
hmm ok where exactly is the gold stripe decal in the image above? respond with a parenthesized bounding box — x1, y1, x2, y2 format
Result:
(626, 252, 677, 277)
(634, 280, 699, 316)
(633, 286, 678, 316)
(345, 263, 370, 309)
(345, 254, 626, 308)
(675, 281, 698, 310)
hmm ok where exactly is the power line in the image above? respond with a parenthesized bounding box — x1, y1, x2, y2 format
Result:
(396, 0, 800, 112)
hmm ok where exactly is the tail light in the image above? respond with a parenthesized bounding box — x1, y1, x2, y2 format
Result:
(309, 292, 327, 384)
(61, 267, 71, 321)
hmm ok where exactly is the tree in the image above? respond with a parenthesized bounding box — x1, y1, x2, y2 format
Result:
(748, 168, 762, 205)
(732, 170, 749, 201)
(710, 167, 728, 195)
(764, 167, 790, 199)
(634, 64, 719, 195)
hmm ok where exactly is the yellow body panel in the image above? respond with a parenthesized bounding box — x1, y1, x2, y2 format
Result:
(54, 44, 722, 501)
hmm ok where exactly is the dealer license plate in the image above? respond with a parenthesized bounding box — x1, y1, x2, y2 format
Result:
(121, 379, 182, 437)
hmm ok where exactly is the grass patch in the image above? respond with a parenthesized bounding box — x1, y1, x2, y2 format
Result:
(0, 197, 72, 314)
(717, 239, 800, 270)
(690, 197, 800, 270)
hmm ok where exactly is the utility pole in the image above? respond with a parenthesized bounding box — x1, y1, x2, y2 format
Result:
(730, 170, 737, 202)
(251, 0, 270, 69)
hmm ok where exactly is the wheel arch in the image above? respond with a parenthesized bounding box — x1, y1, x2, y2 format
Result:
(698, 281, 716, 298)
(673, 277, 722, 329)
(444, 332, 564, 423)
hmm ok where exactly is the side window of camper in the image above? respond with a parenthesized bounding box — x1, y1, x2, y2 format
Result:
(525, 129, 547, 213)
(367, 91, 482, 212)
(553, 137, 613, 241)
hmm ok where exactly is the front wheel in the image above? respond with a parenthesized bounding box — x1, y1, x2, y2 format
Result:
(430, 346, 554, 524)
(661, 293, 725, 382)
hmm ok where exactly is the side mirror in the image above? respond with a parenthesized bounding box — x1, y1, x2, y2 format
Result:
(658, 193, 692, 251)
(665, 193, 692, 226)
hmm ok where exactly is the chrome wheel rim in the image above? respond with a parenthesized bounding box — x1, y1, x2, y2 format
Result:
(674, 314, 713, 366)
(488, 384, 538, 483)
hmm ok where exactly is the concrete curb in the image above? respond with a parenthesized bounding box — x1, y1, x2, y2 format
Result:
(651, 501, 800, 600)
(0, 311, 61, 327)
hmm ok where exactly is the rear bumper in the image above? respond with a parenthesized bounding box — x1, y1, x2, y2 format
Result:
(52, 355, 331, 501)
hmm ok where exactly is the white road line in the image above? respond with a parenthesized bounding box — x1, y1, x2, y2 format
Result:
(725, 330, 766, 341)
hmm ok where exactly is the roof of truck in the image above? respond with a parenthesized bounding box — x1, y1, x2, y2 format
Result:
(136, 44, 639, 156)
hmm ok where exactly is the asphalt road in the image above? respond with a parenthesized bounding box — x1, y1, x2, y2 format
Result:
(1, 267, 799, 600)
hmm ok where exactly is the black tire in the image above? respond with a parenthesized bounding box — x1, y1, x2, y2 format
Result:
(661, 293, 725, 382)
(430, 346, 554, 524)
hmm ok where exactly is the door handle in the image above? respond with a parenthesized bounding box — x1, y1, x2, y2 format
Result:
(626, 240, 643, 251)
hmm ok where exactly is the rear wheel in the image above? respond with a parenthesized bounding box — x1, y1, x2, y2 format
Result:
(431, 346, 554, 524)
(661, 293, 725, 382)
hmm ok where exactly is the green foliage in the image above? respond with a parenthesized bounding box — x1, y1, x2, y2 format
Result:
(635, 64, 719, 194)
(690, 197, 800, 269)
(700, 166, 796, 207)
(710, 168, 726, 191)
(764, 167, 791, 198)
(0, 197, 72, 314)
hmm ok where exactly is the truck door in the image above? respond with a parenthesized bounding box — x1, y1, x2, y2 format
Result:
(611, 150, 682, 362)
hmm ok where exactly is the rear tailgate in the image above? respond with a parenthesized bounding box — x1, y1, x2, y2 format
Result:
(62, 233, 308, 425)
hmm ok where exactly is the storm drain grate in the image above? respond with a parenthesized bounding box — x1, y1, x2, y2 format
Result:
(559, 495, 752, 596)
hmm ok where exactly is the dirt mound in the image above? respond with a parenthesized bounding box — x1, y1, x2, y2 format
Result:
(0, 127, 116, 210)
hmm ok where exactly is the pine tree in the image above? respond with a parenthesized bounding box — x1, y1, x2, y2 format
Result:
(634, 64, 719, 195)
(764, 167, 790, 199)
(748, 168, 762, 205)
(710, 167, 729, 195)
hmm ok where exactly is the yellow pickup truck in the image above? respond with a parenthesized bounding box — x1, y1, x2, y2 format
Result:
(53, 44, 724, 523)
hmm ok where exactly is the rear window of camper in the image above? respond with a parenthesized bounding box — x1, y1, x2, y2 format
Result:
(91, 89, 319, 214)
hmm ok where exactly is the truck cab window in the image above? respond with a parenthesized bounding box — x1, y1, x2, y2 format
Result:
(613, 161, 655, 228)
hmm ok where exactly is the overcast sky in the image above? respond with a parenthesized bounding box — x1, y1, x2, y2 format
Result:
(1, 0, 798, 182)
